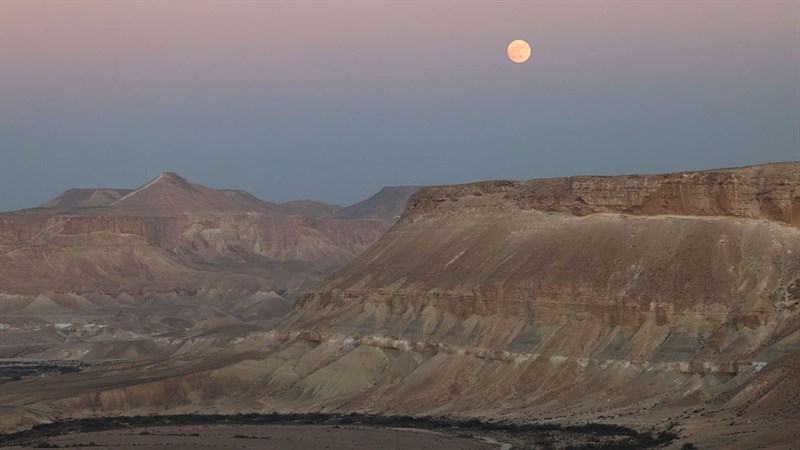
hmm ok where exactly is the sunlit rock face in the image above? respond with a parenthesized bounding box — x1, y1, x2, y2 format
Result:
(301, 163, 799, 334)
(269, 163, 799, 441)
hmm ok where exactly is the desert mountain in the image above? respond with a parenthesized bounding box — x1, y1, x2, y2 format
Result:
(81, 172, 271, 215)
(35, 173, 344, 218)
(0, 172, 394, 297)
(2, 163, 798, 448)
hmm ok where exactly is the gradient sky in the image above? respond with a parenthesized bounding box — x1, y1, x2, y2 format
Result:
(1, 1, 799, 211)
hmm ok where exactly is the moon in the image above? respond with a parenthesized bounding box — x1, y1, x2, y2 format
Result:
(507, 39, 531, 63)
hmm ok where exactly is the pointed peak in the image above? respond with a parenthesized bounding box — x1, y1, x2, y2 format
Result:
(108, 172, 201, 210)
(158, 171, 185, 181)
(105, 172, 272, 215)
(152, 171, 191, 185)
(137, 171, 198, 192)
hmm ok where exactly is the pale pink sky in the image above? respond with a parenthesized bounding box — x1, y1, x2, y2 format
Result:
(3, 1, 796, 95)
(1, 1, 798, 210)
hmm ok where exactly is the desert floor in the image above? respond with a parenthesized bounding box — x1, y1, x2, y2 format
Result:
(4, 424, 497, 450)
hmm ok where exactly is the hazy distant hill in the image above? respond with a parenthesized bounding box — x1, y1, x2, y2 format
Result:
(332, 186, 419, 220)
(91, 172, 273, 215)
(266, 199, 343, 218)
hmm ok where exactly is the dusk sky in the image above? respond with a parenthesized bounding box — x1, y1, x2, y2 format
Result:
(1, 1, 798, 211)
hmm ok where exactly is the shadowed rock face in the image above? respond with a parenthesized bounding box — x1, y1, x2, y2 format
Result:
(333, 186, 419, 220)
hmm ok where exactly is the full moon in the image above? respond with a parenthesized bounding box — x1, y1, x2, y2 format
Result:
(507, 39, 531, 63)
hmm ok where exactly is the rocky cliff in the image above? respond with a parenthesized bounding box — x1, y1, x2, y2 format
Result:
(406, 163, 798, 225)
(277, 162, 798, 447)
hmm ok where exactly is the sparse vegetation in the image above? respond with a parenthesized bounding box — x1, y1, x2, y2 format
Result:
(566, 423, 638, 436)
(0, 361, 87, 384)
(0, 413, 679, 449)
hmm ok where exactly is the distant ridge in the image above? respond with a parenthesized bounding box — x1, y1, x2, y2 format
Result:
(42, 188, 133, 210)
(107, 172, 270, 215)
(269, 200, 343, 218)
(333, 186, 419, 220)
(1, 171, 409, 296)
(38, 173, 349, 218)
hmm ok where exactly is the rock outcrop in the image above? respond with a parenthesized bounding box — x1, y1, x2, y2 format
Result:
(406, 163, 798, 225)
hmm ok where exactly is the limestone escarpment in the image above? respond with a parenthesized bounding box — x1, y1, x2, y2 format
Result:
(266, 163, 799, 445)
(302, 163, 799, 323)
(295, 202, 799, 369)
(406, 162, 799, 226)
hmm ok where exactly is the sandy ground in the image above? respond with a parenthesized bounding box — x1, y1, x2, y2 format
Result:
(5, 424, 496, 450)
